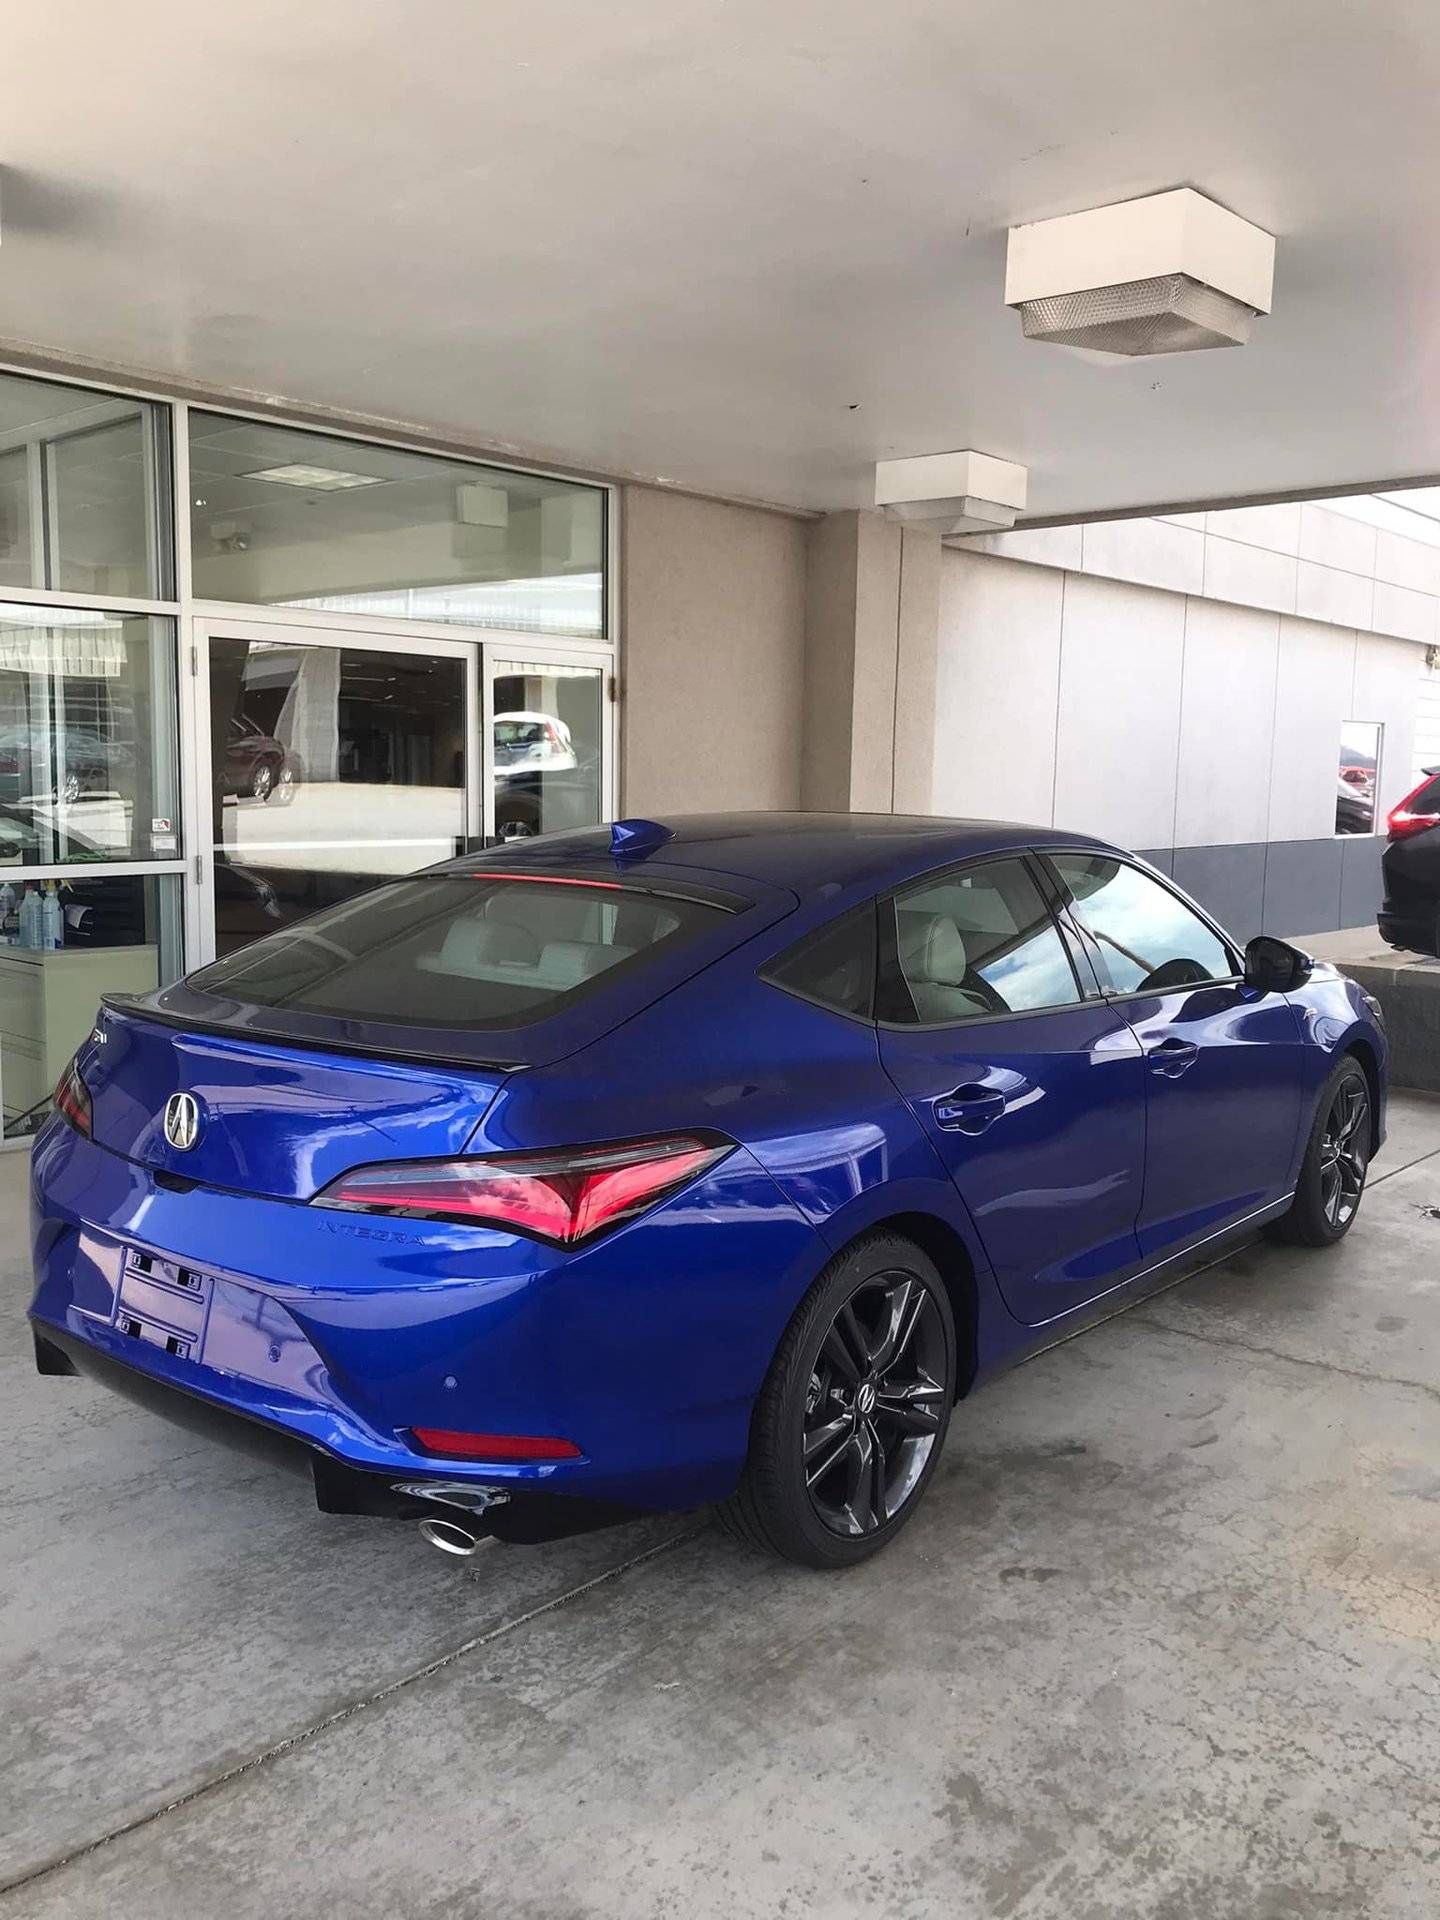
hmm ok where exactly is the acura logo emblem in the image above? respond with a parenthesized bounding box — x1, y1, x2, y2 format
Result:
(163, 1091, 201, 1152)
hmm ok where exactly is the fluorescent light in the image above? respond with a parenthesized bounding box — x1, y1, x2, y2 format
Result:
(243, 463, 386, 491)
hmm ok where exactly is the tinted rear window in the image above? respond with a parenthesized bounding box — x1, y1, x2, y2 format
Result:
(761, 904, 876, 1019)
(187, 876, 731, 1030)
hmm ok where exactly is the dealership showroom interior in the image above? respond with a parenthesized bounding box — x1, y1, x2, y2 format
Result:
(5, 4, 1440, 1917)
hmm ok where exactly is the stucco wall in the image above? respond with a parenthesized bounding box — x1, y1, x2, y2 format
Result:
(620, 486, 807, 815)
(935, 547, 1422, 937)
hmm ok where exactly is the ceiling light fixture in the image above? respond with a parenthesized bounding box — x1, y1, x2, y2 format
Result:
(1006, 188, 1275, 356)
(243, 463, 387, 491)
(874, 450, 1028, 534)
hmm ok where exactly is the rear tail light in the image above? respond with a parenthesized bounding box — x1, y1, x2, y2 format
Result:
(410, 1428, 581, 1460)
(311, 1133, 732, 1245)
(54, 1057, 92, 1137)
(1387, 775, 1440, 840)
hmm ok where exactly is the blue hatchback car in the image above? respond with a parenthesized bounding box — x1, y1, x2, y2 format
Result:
(30, 814, 1386, 1568)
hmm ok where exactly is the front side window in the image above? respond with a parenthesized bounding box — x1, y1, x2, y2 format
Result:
(884, 857, 1081, 1026)
(1050, 853, 1233, 993)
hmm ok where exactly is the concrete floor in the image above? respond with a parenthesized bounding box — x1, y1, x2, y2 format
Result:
(3, 1098, 1439, 1920)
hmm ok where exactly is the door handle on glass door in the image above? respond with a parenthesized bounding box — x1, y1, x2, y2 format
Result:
(1145, 1037, 1199, 1077)
(933, 1085, 1009, 1133)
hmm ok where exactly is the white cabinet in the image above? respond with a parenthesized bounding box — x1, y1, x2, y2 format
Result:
(0, 945, 158, 1127)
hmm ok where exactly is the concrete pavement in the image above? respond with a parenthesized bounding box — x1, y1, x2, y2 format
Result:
(3, 1096, 1439, 1919)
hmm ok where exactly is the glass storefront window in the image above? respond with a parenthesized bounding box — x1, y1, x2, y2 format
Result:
(0, 371, 170, 599)
(188, 414, 605, 638)
(209, 633, 467, 957)
(1336, 722, 1382, 835)
(492, 661, 603, 841)
(1, 873, 181, 1139)
(0, 606, 179, 866)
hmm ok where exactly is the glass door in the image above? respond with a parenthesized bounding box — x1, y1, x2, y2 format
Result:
(486, 651, 610, 844)
(195, 618, 478, 961)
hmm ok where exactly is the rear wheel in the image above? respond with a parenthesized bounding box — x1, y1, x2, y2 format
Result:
(718, 1234, 955, 1568)
(1272, 1057, 1371, 1247)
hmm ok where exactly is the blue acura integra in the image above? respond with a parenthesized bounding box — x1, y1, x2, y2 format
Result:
(30, 814, 1385, 1568)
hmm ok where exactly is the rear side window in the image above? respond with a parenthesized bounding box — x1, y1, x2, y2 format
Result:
(882, 857, 1081, 1025)
(188, 876, 731, 1030)
(762, 904, 876, 1019)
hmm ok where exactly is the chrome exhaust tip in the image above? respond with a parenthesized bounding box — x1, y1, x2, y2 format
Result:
(418, 1514, 484, 1557)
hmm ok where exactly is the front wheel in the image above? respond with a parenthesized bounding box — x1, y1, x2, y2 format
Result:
(718, 1234, 956, 1568)
(1272, 1057, 1371, 1247)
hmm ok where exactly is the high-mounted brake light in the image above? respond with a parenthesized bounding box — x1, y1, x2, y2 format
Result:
(410, 1428, 581, 1461)
(311, 1134, 732, 1245)
(1387, 775, 1440, 840)
(54, 1057, 92, 1137)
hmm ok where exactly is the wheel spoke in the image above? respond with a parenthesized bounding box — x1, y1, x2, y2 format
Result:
(875, 1373, 944, 1437)
(865, 1419, 889, 1526)
(870, 1277, 926, 1374)
(822, 1304, 868, 1382)
(840, 1422, 878, 1532)
(804, 1416, 856, 1488)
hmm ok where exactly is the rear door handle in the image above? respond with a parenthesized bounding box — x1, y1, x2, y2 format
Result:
(933, 1085, 1008, 1133)
(1145, 1037, 1200, 1078)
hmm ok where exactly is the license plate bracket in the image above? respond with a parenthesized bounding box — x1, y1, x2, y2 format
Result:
(114, 1249, 214, 1362)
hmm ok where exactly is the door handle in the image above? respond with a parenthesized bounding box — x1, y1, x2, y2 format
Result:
(1145, 1037, 1200, 1078)
(933, 1085, 1008, 1133)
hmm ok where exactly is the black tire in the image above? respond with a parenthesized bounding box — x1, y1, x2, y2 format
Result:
(1271, 1057, 1372, 1247)
(250, 761, 276, 802)
(717, 1233, 956, 1569)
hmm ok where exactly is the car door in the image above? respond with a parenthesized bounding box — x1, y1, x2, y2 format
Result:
(875, 853, 1148, 1328)
(1043, 850, 1307, 1262)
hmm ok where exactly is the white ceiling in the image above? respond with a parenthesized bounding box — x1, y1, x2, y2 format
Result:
(4, 0, 1440, 518)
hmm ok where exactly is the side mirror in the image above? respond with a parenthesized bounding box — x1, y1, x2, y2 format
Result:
(1244, 935, 1314, 994)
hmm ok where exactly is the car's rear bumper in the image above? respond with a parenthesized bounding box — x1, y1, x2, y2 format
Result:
(1377, 909, 1439, 956)
(29, 1117, 825, 1519)
(30, 1322, 641, 1539)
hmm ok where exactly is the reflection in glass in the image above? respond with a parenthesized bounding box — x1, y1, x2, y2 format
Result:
(0, 606, 178, 865)
(0, 370, 169, 598)
(0, 873, 180, 1138)
(189, 414, 604, 637)
(491, 662, 603, 842)
(209, 636, 466, 957)
(1052, 855, 1232, 989)
(1336, 722, 1381, 835)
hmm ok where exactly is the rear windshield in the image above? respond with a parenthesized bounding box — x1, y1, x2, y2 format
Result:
(187, 876, 732, 1030)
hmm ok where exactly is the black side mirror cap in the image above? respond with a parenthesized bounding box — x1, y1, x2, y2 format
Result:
(1244, 935, 1314, 993)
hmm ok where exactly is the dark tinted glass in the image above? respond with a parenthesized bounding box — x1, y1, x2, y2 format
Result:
(1050, 853, 1233, 991)
(762, 904, 875, 1018)
(188, 876, 727, 1030)
(885, 858, 1080, 1025)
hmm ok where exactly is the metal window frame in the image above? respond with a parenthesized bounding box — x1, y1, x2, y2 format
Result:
(0, 357, 621, 1146)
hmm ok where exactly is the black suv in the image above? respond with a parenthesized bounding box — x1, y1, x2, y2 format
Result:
(1379, 768, 1440, 955)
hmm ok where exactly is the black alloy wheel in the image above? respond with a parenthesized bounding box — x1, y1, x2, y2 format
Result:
(802, 1273, 948, 1538)
(1319, 1075, 1369, 1233)
(1273, 1056, 1372, 1247)
(718, 1233, 957, 1568)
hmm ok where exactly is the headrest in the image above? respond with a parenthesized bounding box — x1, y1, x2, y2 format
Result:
(897, 911, 968, 986)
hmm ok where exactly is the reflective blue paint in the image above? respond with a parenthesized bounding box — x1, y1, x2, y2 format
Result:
(29, 813, 1389, 1519)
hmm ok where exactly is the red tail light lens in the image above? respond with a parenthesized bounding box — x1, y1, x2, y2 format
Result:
(1388, 775, 1440, 840)
(54, 1057, 92, 1137)
(410, 1428, 581, 1461)
(311, 1133, 732, 1245)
